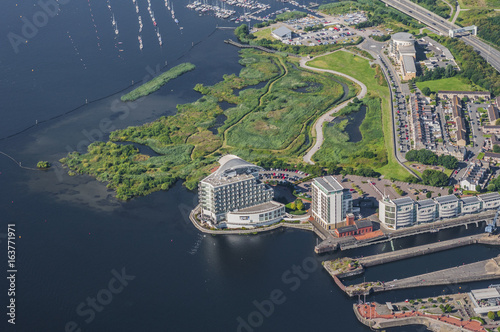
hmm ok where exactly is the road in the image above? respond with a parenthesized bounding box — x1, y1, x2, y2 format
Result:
(300, 55, 367, 164)
(359, 39, 422, 178)
(380, 0, 500, 73)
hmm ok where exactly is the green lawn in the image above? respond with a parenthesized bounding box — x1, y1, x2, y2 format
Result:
(253, 28, 273, 41)
(307, 51, 409, 180)
(415, 77, 484, 94)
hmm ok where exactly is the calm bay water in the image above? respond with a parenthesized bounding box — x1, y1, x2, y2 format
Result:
(0, 1, 498, 331)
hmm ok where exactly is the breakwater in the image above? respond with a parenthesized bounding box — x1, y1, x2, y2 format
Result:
(345, 255, 500, 297)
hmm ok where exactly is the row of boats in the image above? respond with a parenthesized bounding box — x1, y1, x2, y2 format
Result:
(187, 2, 236, 19)
(133, 0, 181, 51)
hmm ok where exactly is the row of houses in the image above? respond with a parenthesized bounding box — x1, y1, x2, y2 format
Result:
(459, 162, 490, 191)
(378, 192, 500, 229)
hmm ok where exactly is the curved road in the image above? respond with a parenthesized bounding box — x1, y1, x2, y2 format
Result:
(300, 56, 368, 164)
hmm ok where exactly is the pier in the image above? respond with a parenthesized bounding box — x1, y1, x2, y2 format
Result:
(345, 255, 500, 297)
(358, 234, 484, 267)
(322, 233, 500, 297)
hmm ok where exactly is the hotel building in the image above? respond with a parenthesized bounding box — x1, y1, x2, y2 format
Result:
(199, 155, 285, 229)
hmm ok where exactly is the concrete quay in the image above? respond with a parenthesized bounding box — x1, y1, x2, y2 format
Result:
(346, 255, 500, 297)
(315, 210, 496, 253)
(354, 302, 488, 332)
(358, 234, 485, 267)
(189, 204, 314, 235)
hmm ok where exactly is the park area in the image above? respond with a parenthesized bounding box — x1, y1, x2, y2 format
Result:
(416, 76, 484, 95)
(61, 50, 355, 200)
(306, 50, 408, 180)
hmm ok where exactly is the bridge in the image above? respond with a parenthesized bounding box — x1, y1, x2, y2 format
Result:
(449, 25, 477, 38)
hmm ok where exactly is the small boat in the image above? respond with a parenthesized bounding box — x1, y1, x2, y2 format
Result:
(174, 18, 179, 24)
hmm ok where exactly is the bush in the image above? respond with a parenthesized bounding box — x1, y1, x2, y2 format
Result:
(488, 311, 497, 320)
(37, 161, 51, 169)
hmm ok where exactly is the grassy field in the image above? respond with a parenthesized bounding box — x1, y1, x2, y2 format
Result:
(307, 50, 409, 180)
(226, 61, 344, 150)
(457, 0, 500, 9)
(415, 77, 485, 94)
(253, 28, 273, 41)
(121, 63, 196, 102)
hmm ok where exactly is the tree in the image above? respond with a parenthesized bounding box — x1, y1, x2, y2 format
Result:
(448, 187, 453, 194)
(476, 184, 482, 192)
(488, 183, 497, 192)
(488, 311, 496, 320)
(422, 169, 449, 187)
(445, 64, 455, 78)
(290, 201, 297, 210)
(422, 87, 431, 96)
(426, 191, 432, 198)
(494, 145, 500, 153)
(295, 198, 304, 211)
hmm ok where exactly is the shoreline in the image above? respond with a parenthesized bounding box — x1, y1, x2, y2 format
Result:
(188, 203, 316, 235)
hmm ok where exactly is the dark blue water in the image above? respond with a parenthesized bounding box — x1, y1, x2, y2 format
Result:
(0, 1, 497, 332)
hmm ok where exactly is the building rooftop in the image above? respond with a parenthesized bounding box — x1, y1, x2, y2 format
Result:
(229, 200, 284, 214)
(438, 90, 491, 96)
(392, 197, 415, 206)
(392, 32, 414, 42)
(484, 152, 500, 159)
(402, 55, 416, 74)
(355, 220, 372, 229)
(488, 105, 499, 123)
(461, 196, 480, 205)
(471, 287, 500, 301)
(417, 199, 436, 207)
(434, 195, 459, 204)
(399, 44, 416, 55)
(478, 192, 500, 202)
(336, 225, 358, 234)
(272, 26, 292, 38)
(203, 155, 263, 186)
(314, 176, 344, 193)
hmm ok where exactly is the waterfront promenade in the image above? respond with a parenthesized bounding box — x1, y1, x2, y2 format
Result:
(189, 204, 314, 235)
(355, 303, 487, 331)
